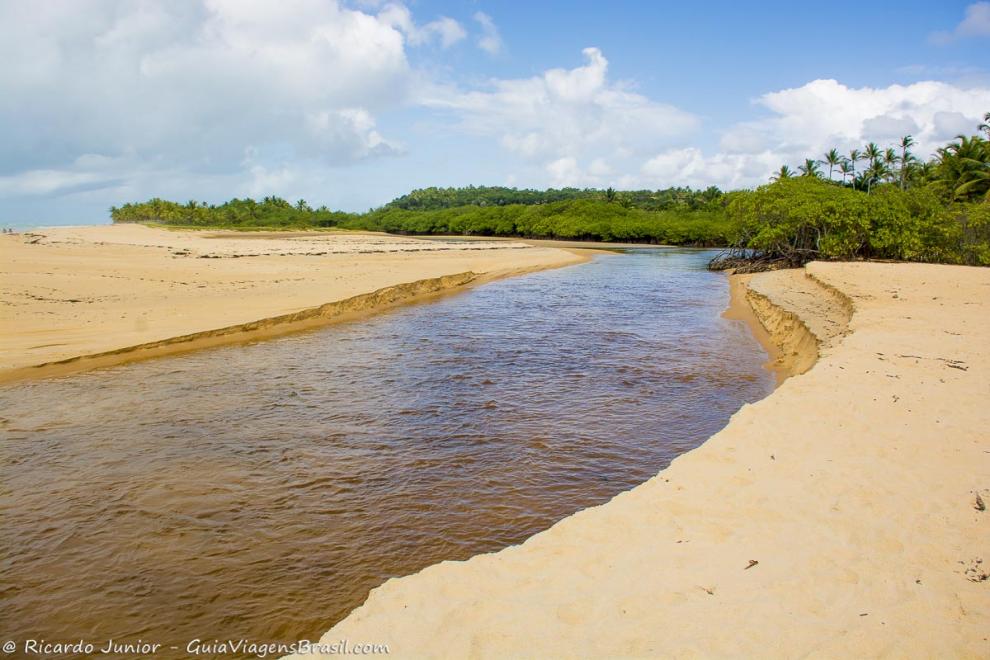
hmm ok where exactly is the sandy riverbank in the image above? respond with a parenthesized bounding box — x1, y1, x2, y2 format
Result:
(294, 261, 989, 658)
(0, 225, 586, 382)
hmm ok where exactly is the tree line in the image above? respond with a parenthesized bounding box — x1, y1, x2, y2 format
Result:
(383, 185, 724, 212)
(110, 196, 733, 246)
(351, 200, 730, 245)
(110, 187, 733, 245)
(112, 112, 989, 266)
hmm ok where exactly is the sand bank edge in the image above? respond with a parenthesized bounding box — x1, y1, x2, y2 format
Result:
(0, 250, 592, 384)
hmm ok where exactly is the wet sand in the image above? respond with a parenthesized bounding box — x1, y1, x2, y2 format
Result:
(294, 261, 990, 658)
(0, 225, 585, 381)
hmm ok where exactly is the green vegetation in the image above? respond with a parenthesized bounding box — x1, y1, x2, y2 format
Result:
(362, 200, 732, 244)
(109, 196, 357, 228)
(713, 112, 990, 269)
(111, 189, 732, 246)
(383, 185, 724, 212)
(717, 178, 988, 270)
(112, 113, 989, 266)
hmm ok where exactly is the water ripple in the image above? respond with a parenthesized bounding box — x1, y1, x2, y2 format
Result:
(0, 249, 772, 655)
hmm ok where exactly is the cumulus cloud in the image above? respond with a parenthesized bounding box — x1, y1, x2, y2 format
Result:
(0, 0, 438, 201)
(637, 79, 990, 190)
(473, 12, 503, 55)
(639, 149, 784, 190)
(426, 47, 699, 187)
(4, 1, 988, 223)
(378, 4, 466, 48)
(751, 79, 987, 152)
(930, 1, 990, 44)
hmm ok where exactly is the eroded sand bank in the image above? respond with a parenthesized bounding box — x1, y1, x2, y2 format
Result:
(295, 262, 990, 659)
(0, 225, 585, 381)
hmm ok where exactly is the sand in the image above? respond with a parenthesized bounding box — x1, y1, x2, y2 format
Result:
(293, 261, 990, 659)
(0, 224, 585, 381)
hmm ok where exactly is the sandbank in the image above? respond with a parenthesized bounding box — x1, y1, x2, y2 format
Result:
(0, 224, 586, 382)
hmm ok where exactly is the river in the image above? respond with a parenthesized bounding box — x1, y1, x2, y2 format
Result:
(0, 249, 772, 654)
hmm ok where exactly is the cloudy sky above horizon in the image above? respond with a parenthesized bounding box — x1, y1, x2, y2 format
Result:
(2, 0, 989, 225)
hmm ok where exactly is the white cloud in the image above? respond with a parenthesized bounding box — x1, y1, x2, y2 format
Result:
(640, 149, 781, 190)
(637, 78, 990, 190)
(546, 157, 583, 186)
(304, 108, 402, 160)
(473, 12, 503, 55)
(3, 1, 987, 223)
(425, 48, 699, 187)
(930, 1, 990, 44)
(378, 4, 466, 48)
(0, 0, 433, 202)
(0, 169, 120, 198)
(751, 79, 989, 156)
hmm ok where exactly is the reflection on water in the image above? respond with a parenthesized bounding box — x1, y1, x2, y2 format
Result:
(0, 249, 772, 654)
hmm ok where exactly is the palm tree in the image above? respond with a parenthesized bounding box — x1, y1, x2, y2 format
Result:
(823, 148, 842, 181)
(604, 187, 617, 203)
(955, 169, 990, 200)
(839, 159, 854, 186)
(848, 149, 862, 190)
(771, 165, 794, 181)
(979, 112, 990, 138)
(864, 142, 882, 167)
(798, 158, 822, 178)
(899, 135, 915, 190)
(935, 135, 990, 201)
(884, 148, 899, 183)
(864, 160, 890, 194)
(916, 159, 938, 185)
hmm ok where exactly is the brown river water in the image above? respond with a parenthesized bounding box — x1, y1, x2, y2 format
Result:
(0, 249, 773, 657)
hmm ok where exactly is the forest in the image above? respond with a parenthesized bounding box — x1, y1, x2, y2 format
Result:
(109, 188, 733, 245)
(112, 113, 990, 266)
(383, 185, 724, 212)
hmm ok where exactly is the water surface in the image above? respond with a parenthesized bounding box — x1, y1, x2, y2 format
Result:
(0, 249, 772, 654)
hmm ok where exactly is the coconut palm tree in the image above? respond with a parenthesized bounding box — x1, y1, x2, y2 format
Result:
(848, 149, 862, 190)
(823, 148, 842, 181)
(864, 159, 890, 194)
(935, 135, 990, 201)
(839, 159, 854, 186)
(900, 153, 919, 189)
(864, 142, 883, 168)
(979, 112, 990, 137)
(916, 160, 938, 186)
(771, 165, 794, 181)
(884, 148, 899, 183)
(899, 135, 915, 190)
(798, 158, 822, 178)
(954, 168, 990, 200)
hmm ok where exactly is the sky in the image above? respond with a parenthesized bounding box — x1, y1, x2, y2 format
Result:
(1, 0, 989, 226)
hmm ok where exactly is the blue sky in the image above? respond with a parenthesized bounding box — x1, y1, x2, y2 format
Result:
(1, 0, 988, 226)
